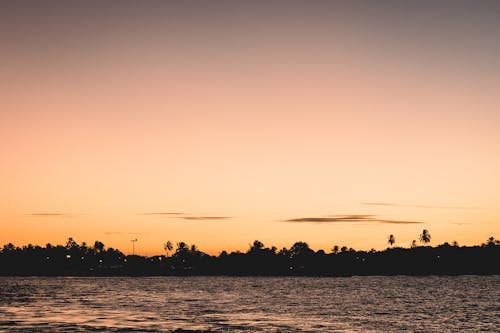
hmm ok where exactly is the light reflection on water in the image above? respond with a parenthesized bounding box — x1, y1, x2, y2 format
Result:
(0, 276, 498, 332)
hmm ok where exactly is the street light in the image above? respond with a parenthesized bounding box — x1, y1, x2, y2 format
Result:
(131, 238, 138, 255)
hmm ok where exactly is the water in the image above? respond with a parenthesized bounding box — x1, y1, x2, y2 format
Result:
(0, 276, 498, 332)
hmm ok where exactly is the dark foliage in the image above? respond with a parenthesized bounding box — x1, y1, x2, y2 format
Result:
(0, 237, 499, 276)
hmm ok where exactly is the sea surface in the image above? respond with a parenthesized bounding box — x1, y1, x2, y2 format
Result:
(0, 276, 498, 332)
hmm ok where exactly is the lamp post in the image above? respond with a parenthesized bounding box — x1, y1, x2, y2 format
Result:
(131, 238, 138, 255)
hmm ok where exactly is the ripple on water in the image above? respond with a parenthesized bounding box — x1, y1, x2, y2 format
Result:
(0, 276, 498, 332)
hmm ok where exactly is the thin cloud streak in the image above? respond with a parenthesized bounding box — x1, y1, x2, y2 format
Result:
(376, 219, 423, 224)
(283, 215, 423, 224)
(361, 202, 479, 210)
(140, 212, 185, 216)
(327, 214, 374, 220)
(181, 216, 232, 221)
(25, 213, 72, 217)
(140, 213, 232, 221)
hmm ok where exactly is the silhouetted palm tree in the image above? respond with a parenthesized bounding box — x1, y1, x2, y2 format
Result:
(419, 229, 431, 245)
(164, 241, 173, 257)
(411, 240, 417, 248)
(388, 234, 395, 247)
(174, 242, 192, 258)
(486, 236, 496, 246)
(332, 245, 340, 254)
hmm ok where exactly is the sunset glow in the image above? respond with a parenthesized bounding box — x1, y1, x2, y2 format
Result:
(1, 2, 499, 255)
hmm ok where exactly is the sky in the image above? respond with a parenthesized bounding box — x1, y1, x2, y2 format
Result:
(1, 1, 499, 255)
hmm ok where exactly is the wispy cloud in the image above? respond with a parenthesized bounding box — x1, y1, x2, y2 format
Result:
(283, 215, 423, 224)
(181, 216, 232, 221)
(139, 212, 185, 215)
(361, 202, 478, 210)
(26, 213, 72, 218)
(375, 219, 423, 224)
(140, 213, 232, 221)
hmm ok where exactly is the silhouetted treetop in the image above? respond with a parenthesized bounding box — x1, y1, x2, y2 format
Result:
(419, 229, 431, 244)
(388, 235, 396, 247)
(0, 234, 499, 276)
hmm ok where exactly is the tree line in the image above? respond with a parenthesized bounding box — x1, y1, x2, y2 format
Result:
(1, 232, 499, 276)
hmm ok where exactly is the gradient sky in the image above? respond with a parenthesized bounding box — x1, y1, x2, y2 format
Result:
(1, 1, 499, 255)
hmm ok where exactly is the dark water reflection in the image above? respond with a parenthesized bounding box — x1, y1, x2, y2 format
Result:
(0, 276, 498, 332)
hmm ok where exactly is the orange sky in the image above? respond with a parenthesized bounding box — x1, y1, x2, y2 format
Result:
(1, 2, 499, 255)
